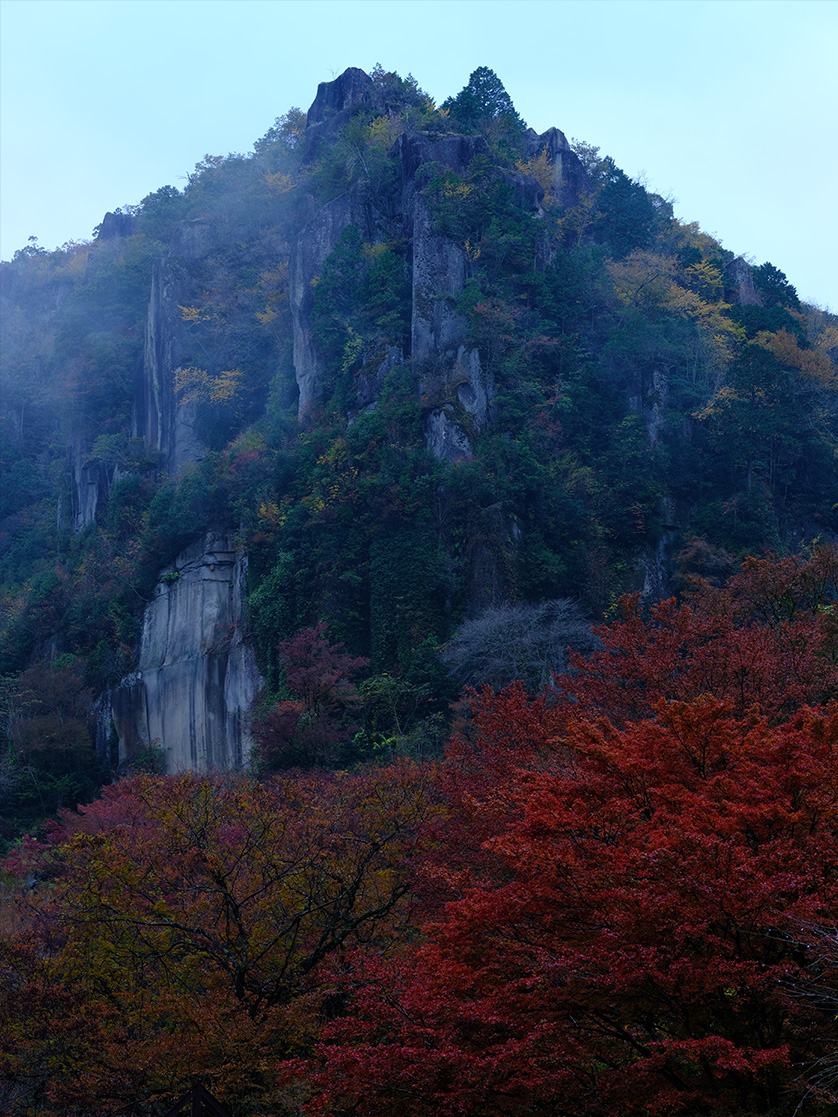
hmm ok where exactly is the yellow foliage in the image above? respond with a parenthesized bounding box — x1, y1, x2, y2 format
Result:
(607, 251, 677, 307)
(818, 325, 838, 353)
(263, 171, 294, 195)
(464, 238, 481, 262)
(255, 306, 278, 327)
(439, 180, 474, 203)
(178, 305, 213, 324)
(173, 366, 245, 406)
(341, 327, 364, 374)
(693, 385, 739, 422)
(260, 263, 288, 286)
(367, 114, 402, 151)
(516, 147, 554, 195)
(755, 328, 836, 390)
(684, 260, 724, 300)
(609, 250, 743, 386)
(259, 500, 283, 527)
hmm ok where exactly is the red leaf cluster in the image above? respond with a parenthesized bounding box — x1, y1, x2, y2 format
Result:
(294, 551, 838, 1115)
(3, 550, 838, 1115)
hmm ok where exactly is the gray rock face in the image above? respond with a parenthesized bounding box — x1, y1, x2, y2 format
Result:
(307, 66, 374, 126)
(96, 211, 136, 240)
(728, 256, 762, 306)
(169, 219, 217, 260)
(409, 193, 494, 462)
(354, 345, 403, 410)
(289, 119, 505, 457)
(455, 346, 492, 429)
(111, 531, 260, 773)
(289, 191, 368, 415)
(525, 127, 589, 209)
(69, 439, 112, 531)
(426, 407, 473, 462)
(640, 497, 677, 602)
(411, 193, 468, 363)
(136, 258, 204, 474)
(303, 67, 376, 162)
(397, 131, 491, 185)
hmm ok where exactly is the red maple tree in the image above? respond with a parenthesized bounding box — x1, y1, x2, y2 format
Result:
(294, 551, 838, 1115)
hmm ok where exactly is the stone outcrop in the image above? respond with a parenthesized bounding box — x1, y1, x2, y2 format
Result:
(135, 257, 204, 475)
(410, 192, 468, 363)
(69, 439, 112, 531)
(727, 256, 762, 306)
(113, 67, 594, 770)
(525, 126, 589, 208)
(169, 219, 217, 260)
(289, 190, 369, 415)
(302, 66, 376, 162)
(426, 406, 473, 462)
(133, 218, 221, 473)
(289, 111, 510, 458)
(96, 210, 136, 240)
(112, 531, 260, 773)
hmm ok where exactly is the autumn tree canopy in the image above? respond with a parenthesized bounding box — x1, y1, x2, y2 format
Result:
(0, 764, 437, 1115)
(285, 550, 838, 1116)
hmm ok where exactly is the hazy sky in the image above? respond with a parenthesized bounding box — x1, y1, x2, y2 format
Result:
(1, 0, 836, 309)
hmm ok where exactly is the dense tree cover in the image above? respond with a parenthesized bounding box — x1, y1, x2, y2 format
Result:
(2, 551, 837, 1114)
(441, 66, 526, 156)
(0, 764, 439, 1115)
(281, 549, 838, 1116)
(0, 62, 837, 842)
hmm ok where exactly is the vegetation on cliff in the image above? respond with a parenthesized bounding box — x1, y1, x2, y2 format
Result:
(1, 65, 838, 1110)
(2, 549, 838, 1114)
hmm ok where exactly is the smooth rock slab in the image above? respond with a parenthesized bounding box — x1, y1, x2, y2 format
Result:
(113, 531, 260, 772)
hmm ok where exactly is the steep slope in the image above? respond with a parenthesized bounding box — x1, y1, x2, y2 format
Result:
(0, 65, 836, 801)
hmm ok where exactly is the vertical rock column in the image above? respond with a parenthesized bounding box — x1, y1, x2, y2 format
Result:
(112, 531, 260, 772)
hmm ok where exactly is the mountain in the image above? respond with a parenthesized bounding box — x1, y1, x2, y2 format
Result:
(1, 65, 836, 829)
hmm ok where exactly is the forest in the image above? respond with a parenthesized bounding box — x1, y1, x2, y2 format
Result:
(1, 64, 838, 1113)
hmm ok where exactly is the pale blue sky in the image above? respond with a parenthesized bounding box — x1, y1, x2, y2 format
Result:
(1, 0, 836, 308)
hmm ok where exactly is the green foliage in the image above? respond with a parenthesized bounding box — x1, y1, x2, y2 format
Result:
(310, 226, 410, 405)
(139, 456, 233, 589)
(0, 659, 109, 849)
(594, 160, 660, 257)
(253, 106, 307, 158)
(442, 67, 526, 157)
(754, 260, 800, 308)
(369, 525, 446, 673)
(0, 436, 49, 521)
(731, 301, 806, 341)
(249, 551, 297, 697)
(2, 65, 837, 863)
(135, 183, 186, 240)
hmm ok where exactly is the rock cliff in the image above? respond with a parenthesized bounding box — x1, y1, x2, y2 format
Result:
(112, 531, 260, 772)
(290, 191, 370, 415)
(116, 69, 591, 769)
(288, 101, 558, 460)
(136, 256, 205, 477)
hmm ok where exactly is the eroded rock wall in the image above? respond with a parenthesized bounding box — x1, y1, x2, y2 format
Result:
(136, 257, 204, 476)
(112, 531, 260, 773)
(290, 191, 369, 415)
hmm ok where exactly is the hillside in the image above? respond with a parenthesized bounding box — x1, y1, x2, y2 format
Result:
(1, 65, 837, 825)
